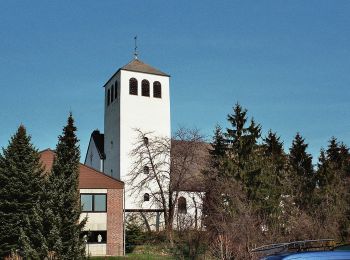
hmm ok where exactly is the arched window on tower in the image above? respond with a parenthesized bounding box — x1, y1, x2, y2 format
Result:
(142, 80, 150, 97)
(111, 84, 114, 102)
(115, 80, 118, 100)
(143, 165, 149, 174)
(178, 197, 187, 214)
(129, 78, 138, 95)
(107, 89, 110, 106)
(144, 193, 150, 202)
(153, 81, 161, 98)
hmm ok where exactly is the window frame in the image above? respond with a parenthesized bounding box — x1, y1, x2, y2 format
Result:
(82, 230, 107, 244)
(80, 193, 107, 213)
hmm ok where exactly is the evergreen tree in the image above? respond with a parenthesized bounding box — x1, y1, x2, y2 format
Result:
(289, 133, 314, 210)
(225, 103, 261, 179)
(44, 114, 86, 259)
(0, 125, 45, 258)
(209, 124, 227, 169)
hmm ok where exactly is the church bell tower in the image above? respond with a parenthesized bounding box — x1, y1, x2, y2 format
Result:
(103, 56, 171, 210)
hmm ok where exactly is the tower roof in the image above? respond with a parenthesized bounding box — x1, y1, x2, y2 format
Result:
(103, 58, 169, 88)
(121, 59, 169, 77)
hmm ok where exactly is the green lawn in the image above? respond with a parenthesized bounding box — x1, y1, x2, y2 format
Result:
(90, 253, 174, 259)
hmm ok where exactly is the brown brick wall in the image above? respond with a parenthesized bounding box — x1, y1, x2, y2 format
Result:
(107, 189, 124, 256)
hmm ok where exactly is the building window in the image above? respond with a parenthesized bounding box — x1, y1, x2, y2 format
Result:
(111, 85, 114, 102)
(144, 193, 150, 202)
(178, 196, 187, 214)
(129, 78, 138, 95)
(153, 81, 161, 98)
(143, 136, 149, 145)
(81, 194, 107, 212)
(82, 231, 107, 244)
(107, 89, 110, 106)
(115, 80, 118, 100)
(143, 165, 149, 174)
(141, 80, 150, 97)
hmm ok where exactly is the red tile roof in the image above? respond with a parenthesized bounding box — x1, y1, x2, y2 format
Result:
(39, 149, 124, 189)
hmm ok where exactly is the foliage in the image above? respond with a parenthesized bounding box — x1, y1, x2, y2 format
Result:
(0, 125, 45, 258)
(43, 113, 86, 259)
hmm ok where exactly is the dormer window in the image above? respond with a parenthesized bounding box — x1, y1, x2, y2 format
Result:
(142, 80, 150, 97)
(129, 78, 138, 95)
(153, 81, 161, 98)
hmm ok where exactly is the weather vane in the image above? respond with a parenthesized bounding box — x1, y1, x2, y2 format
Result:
(134, 36, 138, 59)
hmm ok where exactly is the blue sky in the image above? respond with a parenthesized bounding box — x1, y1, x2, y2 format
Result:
(0, 1, 349, 162)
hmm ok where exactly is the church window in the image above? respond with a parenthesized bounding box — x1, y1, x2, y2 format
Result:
(111, 85, 114, 102)
(143, 165, 149, 174)
(115, 80, 118, 100)
(144, 193, 150, 202)
(107, 89, 110, 106)
(178, 196, 187, 214)
(129, 78, 138, 95)
(153, 81, 161, 98)
(142, 80, 150, 97)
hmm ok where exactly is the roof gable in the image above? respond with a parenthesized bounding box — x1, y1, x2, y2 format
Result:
(40, 149, 123, 189)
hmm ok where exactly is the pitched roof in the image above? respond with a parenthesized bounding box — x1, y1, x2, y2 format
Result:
(102, 58, 169, 88)
(121, 59, 169, 77)
(40, 149, 124, 189)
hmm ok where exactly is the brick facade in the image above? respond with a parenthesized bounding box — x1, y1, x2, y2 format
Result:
(107, 189, 124, 255)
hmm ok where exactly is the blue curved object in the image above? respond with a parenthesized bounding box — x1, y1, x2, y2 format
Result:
(262, 250, 350, 259)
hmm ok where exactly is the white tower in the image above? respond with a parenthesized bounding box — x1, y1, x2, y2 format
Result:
(103, 57, 171, 210)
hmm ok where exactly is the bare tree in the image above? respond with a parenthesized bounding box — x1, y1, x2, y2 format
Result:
(128, 128, 205, 244)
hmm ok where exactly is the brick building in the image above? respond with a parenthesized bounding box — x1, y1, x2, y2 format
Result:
(39, 149, 124, 257)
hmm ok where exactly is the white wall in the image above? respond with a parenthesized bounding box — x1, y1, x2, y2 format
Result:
(104, 68, 171, 210)
(85, 137, 103, 172)
(80, 189, 108, 230)
(104, 74, 121, 179)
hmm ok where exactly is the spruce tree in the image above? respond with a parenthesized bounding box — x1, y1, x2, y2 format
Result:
(0, 125, 45, 258)
(225, 103, 261, 180)
(45, 113, 86, 259)
(289, 133, 314, 210)
(209, 124, 227, 169)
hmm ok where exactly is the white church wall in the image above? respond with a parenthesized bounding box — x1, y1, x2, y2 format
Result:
(118, 70, 171, 210)
(104, 74, 121, 179)
(85, 137, 103, 172)
(175, 191, 205, 230)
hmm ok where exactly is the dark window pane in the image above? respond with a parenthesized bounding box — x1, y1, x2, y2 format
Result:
(82, 231, 107, 243)
(144, 193, 150, 201)
(94, 194, 106, 212)
(178, 196, 187, 214)
(142, 80, 150, 97)
(153, 81, 161, 98)
(107, 89, 110, 106)
(111, 85, 114, 102)
(143, 166, 149, 174)
(81, 194, 93, 212)
(115, 80, 118, 99)
(129, 78, 138, 95)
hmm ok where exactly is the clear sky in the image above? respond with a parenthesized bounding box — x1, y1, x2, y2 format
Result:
(0, 1, 349, 163)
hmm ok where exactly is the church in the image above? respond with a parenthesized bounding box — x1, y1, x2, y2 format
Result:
(82, 51, 207, 256)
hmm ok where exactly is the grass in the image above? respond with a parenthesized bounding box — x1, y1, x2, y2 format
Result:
(89, 245, 175, 260)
